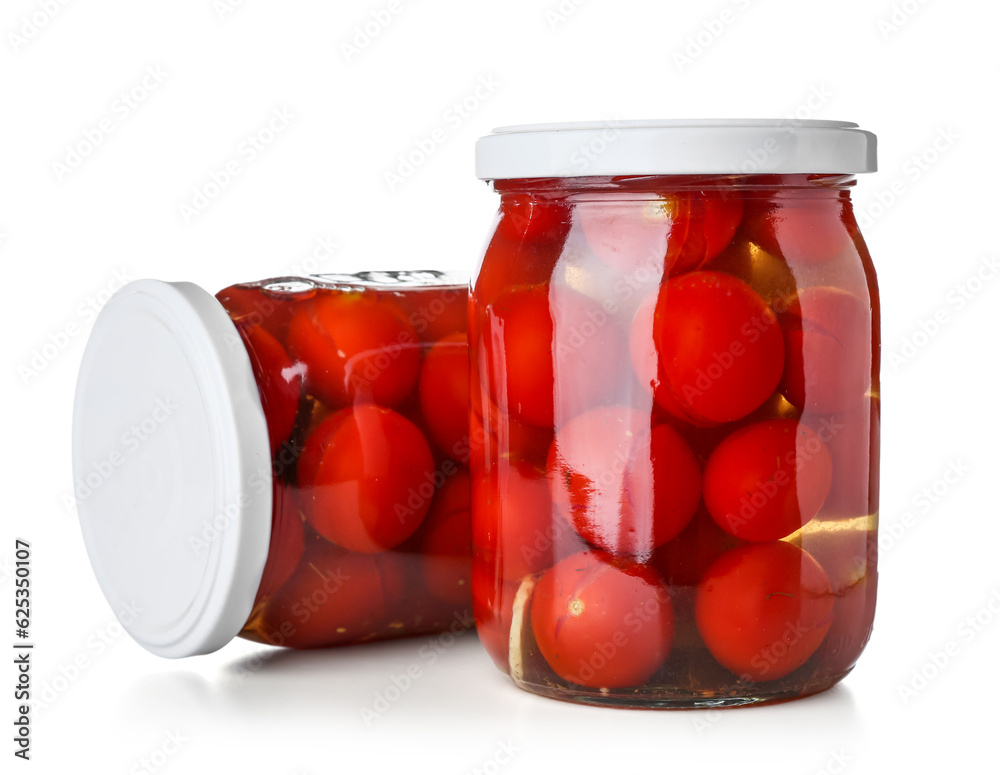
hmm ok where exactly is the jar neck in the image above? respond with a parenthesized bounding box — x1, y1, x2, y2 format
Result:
(493, 174, 857, 201)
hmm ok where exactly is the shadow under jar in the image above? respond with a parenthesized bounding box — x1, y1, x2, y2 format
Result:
(73, 271, 473, 658)
(470, 120, 880, 708)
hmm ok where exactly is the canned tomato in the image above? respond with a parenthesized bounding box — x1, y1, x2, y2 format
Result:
(471, 120, 879, 707)
(73, 271, 472, 657)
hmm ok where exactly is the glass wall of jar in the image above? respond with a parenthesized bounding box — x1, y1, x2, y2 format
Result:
(74, 271, 473, 658)
(471, 121, 879, 707)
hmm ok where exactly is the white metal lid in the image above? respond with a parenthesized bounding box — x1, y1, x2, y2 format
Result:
(476, 119, 877, 179)
(72, 280, 273, 658)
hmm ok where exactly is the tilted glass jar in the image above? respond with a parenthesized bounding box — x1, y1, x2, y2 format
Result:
(73, 271, 473, 657)
(470, 121, 879, 707)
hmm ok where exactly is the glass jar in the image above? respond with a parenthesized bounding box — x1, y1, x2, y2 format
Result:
(73, 271, 473, 657)
(470, 120, 879, 707)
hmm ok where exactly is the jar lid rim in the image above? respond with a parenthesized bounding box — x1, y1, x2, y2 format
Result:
(73, 279, 272, 658)
(476, 119, 877, 179)
(491, 119, 862, 133)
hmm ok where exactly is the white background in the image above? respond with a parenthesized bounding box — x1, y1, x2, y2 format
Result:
(2, 0, 998, 773)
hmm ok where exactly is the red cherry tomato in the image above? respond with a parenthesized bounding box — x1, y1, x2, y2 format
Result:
(473, 458, 580, 582)
(295, 405, 338, 494)
(472, 228, 560, 308)
(548, 406, 643, 553)
(695, 542, 834, 681)
(672, 191, 744, 274)
(530, 550, 674, 688)
(472, 458, 541, 555)
(496, 195, 569, 244)
(392, 284, 468, 345)
(286, 292, 420, 408)
(579, 196, 690, 274)
(780, 286, 872, 413)
(258, 540, 385, 648)
(420, 470, 472, 605)
(548, 406, 701, 557)
(419, 333, 470, 457)
(468, 332, 556, 466)
(703, 419, 833, 542)
(548, 282, 633, 424)
(634, 271, 784, 426)
(236, 324, 302, 456)
(629, 424, 704, 547)
(487, 285, 624, 429)
(429, 467, 471, 518)
(470, 320, 572, 469)
(299, 404, 435, 553)
(749, 196, 855, 266)
(579, 192, 742, 276)
(254, 480, 306, 604)
(487, 286, 554, 428)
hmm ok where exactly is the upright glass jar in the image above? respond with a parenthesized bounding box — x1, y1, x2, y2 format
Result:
(73, 271, 473, 657)
(470, 120, 879, 707)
